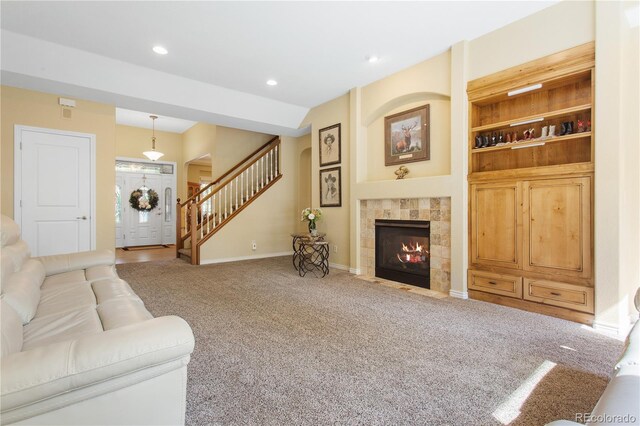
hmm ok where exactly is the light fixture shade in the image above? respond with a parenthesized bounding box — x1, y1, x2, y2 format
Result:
(143, 150, 164, 161)
(143, 115, 163, 161)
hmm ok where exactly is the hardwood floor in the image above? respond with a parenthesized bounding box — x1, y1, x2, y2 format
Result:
(116, 245, 176, 264)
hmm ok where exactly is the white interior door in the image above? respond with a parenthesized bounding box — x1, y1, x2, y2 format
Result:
(15, 126, 95, 257)
(124, 174, 163, 247)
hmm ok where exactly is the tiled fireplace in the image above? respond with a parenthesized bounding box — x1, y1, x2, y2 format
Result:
(360, 198, 451, 293)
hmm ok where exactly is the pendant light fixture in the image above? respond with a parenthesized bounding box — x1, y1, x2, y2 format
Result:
(143, 115, 164, 161)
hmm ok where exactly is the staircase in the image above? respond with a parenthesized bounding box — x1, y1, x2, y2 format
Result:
(176, 137, 282, 264)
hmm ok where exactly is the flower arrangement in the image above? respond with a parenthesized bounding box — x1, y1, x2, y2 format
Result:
(301, 207, 322, 234)
(129, 188, 159, 212)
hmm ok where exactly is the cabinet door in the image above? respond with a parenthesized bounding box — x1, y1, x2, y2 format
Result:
(523, 177, 592, 278)
(470, 182, 522, 269)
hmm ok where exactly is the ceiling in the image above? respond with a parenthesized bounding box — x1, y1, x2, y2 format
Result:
(116, 108, 196, 133)
(0, 1, 558, 135)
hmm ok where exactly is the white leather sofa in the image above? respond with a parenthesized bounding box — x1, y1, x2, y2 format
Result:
(547, 289, 640, 426)
(0, 215, 195, 425)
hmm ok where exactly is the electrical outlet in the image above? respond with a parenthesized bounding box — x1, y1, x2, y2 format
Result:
(251, 240, 257, 251)
(333, 245, 338, 253)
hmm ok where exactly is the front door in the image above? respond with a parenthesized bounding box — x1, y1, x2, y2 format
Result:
(124, 173, 163, 247)
(15, 126, 94, 256)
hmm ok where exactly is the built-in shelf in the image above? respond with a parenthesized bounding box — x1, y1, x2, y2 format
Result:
(466, 42, 596, 324)
(471, 104, 592, 133)
(471, 132, 592, 154)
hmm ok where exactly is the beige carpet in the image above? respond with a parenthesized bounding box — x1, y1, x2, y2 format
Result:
(116, 257, 622, 426)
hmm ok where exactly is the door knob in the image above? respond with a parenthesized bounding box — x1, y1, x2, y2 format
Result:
(76, 216, 87, 220)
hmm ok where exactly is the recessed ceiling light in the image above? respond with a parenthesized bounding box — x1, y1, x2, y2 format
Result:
(266, 79, 278, 86)
(153, 45, 168, 55)
(367, 55, 379, 63)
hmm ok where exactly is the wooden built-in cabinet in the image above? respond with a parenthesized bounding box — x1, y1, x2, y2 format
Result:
(467, 43, 595, 324)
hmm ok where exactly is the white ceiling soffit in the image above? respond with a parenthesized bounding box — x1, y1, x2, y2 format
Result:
(116, 108, 196, 134)
(0, 1, 559, 136)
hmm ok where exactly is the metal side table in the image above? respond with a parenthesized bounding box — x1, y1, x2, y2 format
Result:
(291, 233, 329, 277)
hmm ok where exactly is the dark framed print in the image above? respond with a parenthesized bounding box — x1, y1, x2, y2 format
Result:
(319, 123, 341, 166)
(384, 104, 430, 166)
(319, 167, 342, 207)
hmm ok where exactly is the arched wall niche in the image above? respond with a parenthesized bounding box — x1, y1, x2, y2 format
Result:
(361, 92, 452, 182)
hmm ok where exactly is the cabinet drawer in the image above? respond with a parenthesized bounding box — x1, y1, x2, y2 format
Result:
(523, 279, 594, 313)
(468, 270, 522, 298)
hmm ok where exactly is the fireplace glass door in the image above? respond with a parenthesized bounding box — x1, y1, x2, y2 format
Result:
(375, 220, 430, 288)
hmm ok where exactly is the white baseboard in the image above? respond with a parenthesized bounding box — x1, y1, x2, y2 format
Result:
(449, 289, 468, 300)
(329, 262, 349, 271)
(349, 268, 361, 275)
(200, 251, 293, 265)
(591, 319, 630, 339)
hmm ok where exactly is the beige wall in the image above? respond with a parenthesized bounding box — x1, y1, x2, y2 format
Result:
(115, 124, 185, 202)
(621, 1, 640, 321)
(468, 0, 594, 80)
(296, 134, 312, 234)
(594, 0, 640, 329)
(214, 126, 273, 179)
(1, 85, 116, 251)
(186, 163, 211, 183)
(182, 122, 215, 165)
(198, 136, 299, 262)
(300, 93, 351, 269)
(362, 51, 451, 181)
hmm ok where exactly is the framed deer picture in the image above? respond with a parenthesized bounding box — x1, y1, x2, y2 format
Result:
(384, 104, 430, 166)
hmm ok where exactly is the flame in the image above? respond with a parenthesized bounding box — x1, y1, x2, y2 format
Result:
(396, 240, 429, 264)
(401, 242, 424, 253)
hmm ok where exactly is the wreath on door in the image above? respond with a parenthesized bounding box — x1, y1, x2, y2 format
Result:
(129, 188, 159, 211)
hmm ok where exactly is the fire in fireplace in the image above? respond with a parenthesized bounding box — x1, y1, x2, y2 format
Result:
(375, 219, 430, 288)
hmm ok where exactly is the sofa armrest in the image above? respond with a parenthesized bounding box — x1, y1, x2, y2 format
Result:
(1, 316, 195, 413)
(36, 249, 115, 276)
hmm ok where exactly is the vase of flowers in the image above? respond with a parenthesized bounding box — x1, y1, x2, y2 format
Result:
(301, 207, 322, 236)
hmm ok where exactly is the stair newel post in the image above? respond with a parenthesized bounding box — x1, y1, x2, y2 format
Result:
(176, 198, 182, 257)
(190, 199, 198, 265)
(275, 142, 279, 176)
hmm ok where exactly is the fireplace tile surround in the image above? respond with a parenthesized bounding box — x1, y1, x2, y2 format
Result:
(360, 198, 451, 293)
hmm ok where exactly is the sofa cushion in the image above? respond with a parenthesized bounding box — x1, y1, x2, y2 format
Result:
(2, 240, 31, 273)
(92, 279, 141, 304)
(1, 300, 23, 357)
(23, 307, 103, 351)
(37, 249, 115, 277)
(0, 214, 20, 248)
(2, 260, 45, 324)
(1, 253, 16, 290)
(615, 320, 640, 371)
(41, 270, 88, 292)
(97, 299, 153, 330)
(36, 283, 97, 319)
(589, 365, 640, 425)
(86, 264, 118, 282)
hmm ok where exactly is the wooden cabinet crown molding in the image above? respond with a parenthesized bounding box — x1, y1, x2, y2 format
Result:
(467, 42, 595, 101)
